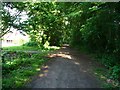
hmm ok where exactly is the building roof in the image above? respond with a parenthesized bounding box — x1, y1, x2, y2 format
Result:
(3, 29, 29, 40)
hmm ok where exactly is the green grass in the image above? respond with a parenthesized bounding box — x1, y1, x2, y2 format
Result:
(2, 52, 49, 88)
(2, 46, 40, 51)
(2, 45, 60, 51)
(2, 45, 60, 88)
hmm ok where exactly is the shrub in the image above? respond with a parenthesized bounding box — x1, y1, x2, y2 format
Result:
(23, 41, 38, 47)
(109, 65, 120, 80)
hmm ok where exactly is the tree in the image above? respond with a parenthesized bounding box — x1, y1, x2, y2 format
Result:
(0, 2, 24, 38)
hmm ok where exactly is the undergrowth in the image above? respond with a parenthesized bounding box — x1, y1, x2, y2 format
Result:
(72, 45, 120, 88)
(2, 50, 49, 88)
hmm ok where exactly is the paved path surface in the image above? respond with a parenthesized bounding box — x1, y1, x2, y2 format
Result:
(26, 46, 102, 88)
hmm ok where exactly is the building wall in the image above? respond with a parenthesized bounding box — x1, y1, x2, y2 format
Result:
(2, 29, 30, 47)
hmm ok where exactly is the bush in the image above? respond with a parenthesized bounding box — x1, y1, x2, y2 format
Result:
(23, 41, 38, 47)
(95, 53, 120, 83)
(109, 65, 120, 80)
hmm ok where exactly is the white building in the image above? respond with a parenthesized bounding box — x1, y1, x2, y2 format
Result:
(2, 29, 30, 47)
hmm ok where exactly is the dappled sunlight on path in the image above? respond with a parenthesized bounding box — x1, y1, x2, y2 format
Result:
(26, 45, 102, 88)
(48, 53, 72, 60)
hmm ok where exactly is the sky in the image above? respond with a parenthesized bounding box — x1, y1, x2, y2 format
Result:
(2, 6, 30, 47)
(4, 5, 28, 27)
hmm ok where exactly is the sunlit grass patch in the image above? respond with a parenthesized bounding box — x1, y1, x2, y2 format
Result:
(2, 45, 60, 53)
(3, 45, 40, 51)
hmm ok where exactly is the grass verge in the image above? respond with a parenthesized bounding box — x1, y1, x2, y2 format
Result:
(2, 46, 40, 51)
(2, 52, 49, 88)
(72, 46, 120, 88)
(2, 46, 60, 89)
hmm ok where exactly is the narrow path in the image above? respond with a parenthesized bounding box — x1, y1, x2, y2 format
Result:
(26, 45, 102, 88)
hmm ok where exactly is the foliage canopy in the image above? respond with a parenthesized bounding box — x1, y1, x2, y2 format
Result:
(1, 2, 120, 82)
